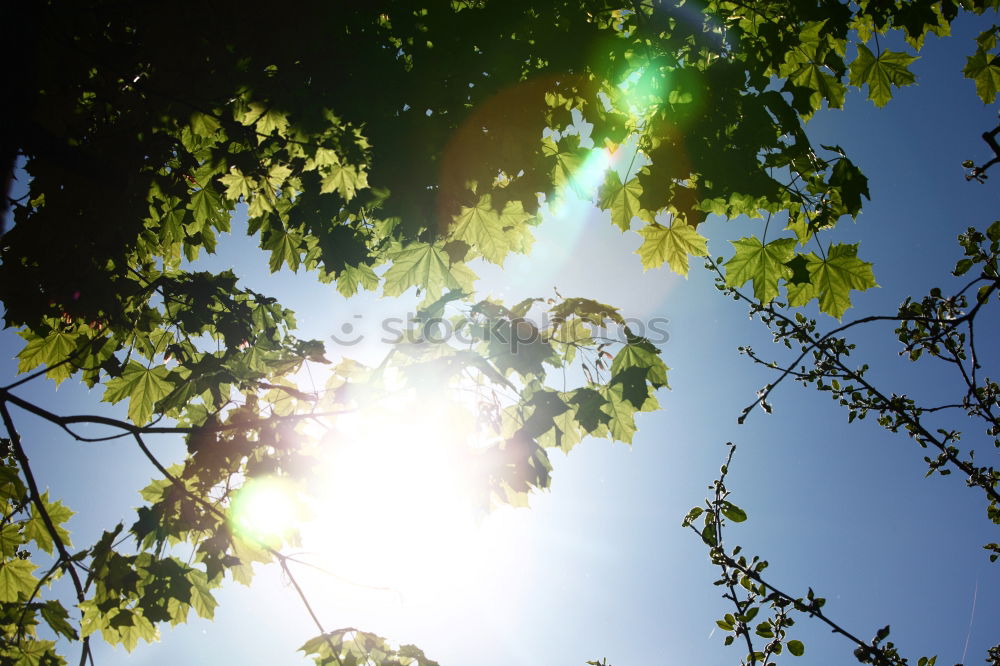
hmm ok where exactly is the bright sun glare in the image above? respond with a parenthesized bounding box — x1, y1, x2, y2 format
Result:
(231, 476, 304, 546)
(231, 385, 494, 604)
(308, 396, 483, 591)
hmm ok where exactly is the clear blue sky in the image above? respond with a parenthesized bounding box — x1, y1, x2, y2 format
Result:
(2, 11, 998, 666)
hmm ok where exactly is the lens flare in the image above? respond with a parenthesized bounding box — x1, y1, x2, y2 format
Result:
(230, 476, 304, 546)
(573, 148, 614, 197)
(300, 394, 484, 596)
(619, 66, 662, 116)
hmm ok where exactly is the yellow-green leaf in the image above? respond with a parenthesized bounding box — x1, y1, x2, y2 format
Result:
(17, 329, 77, 384)
(219, 168, 254, 202)
(598, 170, 643, 231)
(23, 492, 74, 554)
(788, 244, 877, 318)
(849, 43, 918, 107)
(452, 194, 509, 264)
(636, 219, 708, 276)
(383, 242, 467, 300)
(0, 559, 38, 603)
(724, 237, 796, 303)
(336, 263, 379, 298)
(963, 28, 1000, 103)
(320, 164, 366, 201)
(102, 361, 173, 425)
(262, 226, 302, 272)
(600, 383, 639, 444)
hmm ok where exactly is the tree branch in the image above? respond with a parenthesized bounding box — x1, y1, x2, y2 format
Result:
(0, 400, 91, 666)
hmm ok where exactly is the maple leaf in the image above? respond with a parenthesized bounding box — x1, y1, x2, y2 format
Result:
(320, 164, 367, 201)
(724, 237, 796, 303)
(0, 559, 38, 603)
(963, 27, 1000, 103)
(451, 194, 509, 264)
(102, 361, 173, 425)
(382, 242, 473, 300)
(849, 43, 918, 107)
(635, 219, 709, 276)
(261, 226, 302, 272)
(598, 170, 643, 231)
(785, 244, 877, 318)
(600, 383, 638, 444)
(611, 337, 670, 389)
(219, 168, 254, 202)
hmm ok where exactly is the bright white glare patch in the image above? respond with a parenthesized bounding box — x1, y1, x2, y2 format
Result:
(231, 477, 303, 544)
(301, 393, 487, 600)
(573, 148, 613, 196)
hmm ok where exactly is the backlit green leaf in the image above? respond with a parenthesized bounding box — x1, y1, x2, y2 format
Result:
(964, 27, 1000, 103)
(785, 244, 877, 318)
(452, 194, 509, 264)
(636, 219, 709, 276)
(0, 559, 38, 603)
(849, 44, 918, 107)
(724, 237, 796, 303)
(598, 170, 643, 231)
(320, 164, 367, 201)
(383, 242, 471, 300)
(102, 361, 173, 425)
(23, 492, 74, 554)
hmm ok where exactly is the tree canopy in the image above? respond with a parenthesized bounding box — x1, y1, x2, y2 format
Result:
(1, 1, 999, 664)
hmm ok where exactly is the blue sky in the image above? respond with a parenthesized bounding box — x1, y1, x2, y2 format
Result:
(2, 9, 999, 666)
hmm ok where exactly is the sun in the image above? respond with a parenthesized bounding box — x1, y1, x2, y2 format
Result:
(295, 390, 493, 600)
(230, 476, 306, 547)
(224, 367, 517, 612)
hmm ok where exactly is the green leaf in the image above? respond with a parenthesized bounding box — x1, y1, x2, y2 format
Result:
(187, 188, 225, 232)
(568, 388, 611, 433)
(785, 254, 812, 285)
(682, 506, 704, 526)
(849, 43, 918, 107)
(499, 200, 537, 254)
(787, 639, 805, 656)
(41, 600, 79, 641)
(635, 220, 709, 276)
(964, 28, 1000, 103)
(320, 164, 366, 201)
(598, 170, 643, 231)
(600, 383, 639, 444)
(115, 610, 159, 652)
(262, 226, 302, 272)
(382, 242, 471, 300)
(611, 339, 669, 389)
(187, 570, 218, 620)
(542, 136, 588, 199)
(0, 559, 38, 603)
(240, 102, 289, 139)
(778, 22, 848, 114)
(189, 111, 221, 138)
(724, 237, 796, 303)
(451, 194, 509, 264)
(102, 361, 173, 425)
(829, 157, 870, 218)
(0, 524, 23, 558)
(23, 492, 74, 554)
(219, 168, 254, 202)
(720, 501, 748, 523)
(786, 244, 877, 318)
(17, 329, 77, 384)
(336, 263, 380, 298)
